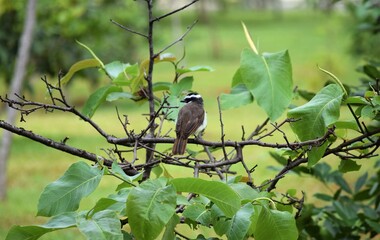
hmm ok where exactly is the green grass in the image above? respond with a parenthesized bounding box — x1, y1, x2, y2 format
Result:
(0, 8, 371, 239)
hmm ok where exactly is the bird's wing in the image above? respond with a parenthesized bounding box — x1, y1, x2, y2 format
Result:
(176, 103, 204, 139)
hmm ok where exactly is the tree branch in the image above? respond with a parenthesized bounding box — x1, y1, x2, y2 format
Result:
(0, 120, 137, 176)
(110, 19, 148, 38)
(153, 0, 199, 22)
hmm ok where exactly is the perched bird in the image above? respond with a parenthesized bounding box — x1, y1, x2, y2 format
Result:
(172, 93, 207, 155)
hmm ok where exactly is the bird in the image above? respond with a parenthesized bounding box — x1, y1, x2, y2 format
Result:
(172, 92, 207, 155)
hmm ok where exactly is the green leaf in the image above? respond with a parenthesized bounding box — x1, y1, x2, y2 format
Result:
(183, 203, 212, 226)
(82, 85, 122, 118)
(220, 84, 254, 110)
(170, 178, 241, 217)
(240, 49, 293, 121)
(162, 214, 180, 240)
(105, 61, 131, 80)
(112, 63, 139, 86)
(5, 212, 76, 240)
(345, 96, 368, 105)
(165, 95, 182, 121)
(354, 172, 368, 193)
(297, 89, 316, 101)
(288, 84, 344, 141)
(76, 40, 104, 68)
(110, 161, 142, 184)
(254, 208, 298, 240)
(153, 82, 171, 92)
(318, 66, 347, 97)
(361, 105, 377, 119)
(91, 188, 130, 216)
(333, 174, 352, 193)
(127, 178, 177, 240)
(131, 53, 176, 93)
(365, 219, 380, 232)
(338, 159, 361, 173)
(176, 65, 214, 74)
(334, 120, 359, 131)
(226, 203, 255, 240)
(314, 193, 333, 201)
(37, 162, 103, 217)
(60, 59, 102, 85)
(308, 141, 329, 167)
(77, 210, 123, 240)
(106, 92, 134, 102)
(170, 76, 194, 96)
(6, 226, 51, 240)
(363, 64, 380, 80)
(231, 68, 243, 87)
(229, 183, 260, 203)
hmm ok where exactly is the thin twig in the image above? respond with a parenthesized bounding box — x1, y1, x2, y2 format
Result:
(217, 96, 228, 160)
(110, 19, 148, 38)
(256, 118, 296, 141)
(154, 20, 198, 58)
(153, 0, 199, 22)
(247, 117, 270, 140)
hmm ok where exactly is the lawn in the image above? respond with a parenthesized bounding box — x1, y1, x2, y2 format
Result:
(0, 8, 369, 239)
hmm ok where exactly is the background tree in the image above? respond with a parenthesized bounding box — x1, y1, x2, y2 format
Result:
(0, 0, 36, 200)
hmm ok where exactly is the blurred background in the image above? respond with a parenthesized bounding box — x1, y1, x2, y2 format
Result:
(1, 0, 379, 239)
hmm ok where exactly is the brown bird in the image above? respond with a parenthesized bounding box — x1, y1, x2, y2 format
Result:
(172, 93, 207, 155)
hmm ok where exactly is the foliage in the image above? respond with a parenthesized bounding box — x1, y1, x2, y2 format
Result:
(0, 0, 145, 84)
(345, 0, 380, 58)
(1, 1, 380, 240)
(297, 161, 380, 239)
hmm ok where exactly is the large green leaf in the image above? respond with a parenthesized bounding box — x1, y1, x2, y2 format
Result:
(226, 203, 255, 240)
(37, 162, 103, 217)
(76, 210, 123, 240)
(82, 85, 122, 118)
(240, 49, 293, 121)
(254, 208, 298, 240)
(170, 178, 241, 217)
(127, 178, 177, 240)
(5, 212, 76, 240)
(288, 84, 344, 141)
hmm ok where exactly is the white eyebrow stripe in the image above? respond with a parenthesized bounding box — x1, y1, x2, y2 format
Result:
(185, 94, 202, 99)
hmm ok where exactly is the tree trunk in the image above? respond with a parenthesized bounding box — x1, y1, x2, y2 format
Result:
(0, 0, 36, 200)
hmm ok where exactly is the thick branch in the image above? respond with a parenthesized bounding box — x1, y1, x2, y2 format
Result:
(0, 120, 138, 176)
(110, 128, 334, 149)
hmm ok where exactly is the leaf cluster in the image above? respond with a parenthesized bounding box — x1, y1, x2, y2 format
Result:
(6, 162, 298, 240)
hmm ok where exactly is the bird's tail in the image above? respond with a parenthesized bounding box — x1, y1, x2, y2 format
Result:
(172, 138, 187, 155)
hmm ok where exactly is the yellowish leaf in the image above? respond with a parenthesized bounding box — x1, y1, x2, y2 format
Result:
(242, 22, 258, 54)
